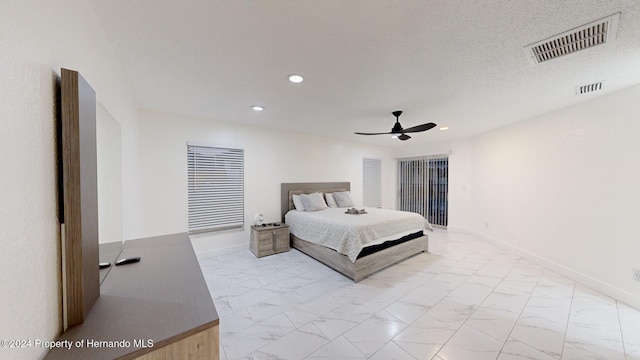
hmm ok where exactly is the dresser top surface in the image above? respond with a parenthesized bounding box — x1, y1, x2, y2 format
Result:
(46, 233, 218, 359)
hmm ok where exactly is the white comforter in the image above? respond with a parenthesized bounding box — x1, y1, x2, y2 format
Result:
(285, 207, 430, 263)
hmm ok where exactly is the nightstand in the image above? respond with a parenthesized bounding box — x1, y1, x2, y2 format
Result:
(250, 224, 290, 258)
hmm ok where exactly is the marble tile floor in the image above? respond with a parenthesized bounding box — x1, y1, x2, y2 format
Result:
(197, 230, 640, 360)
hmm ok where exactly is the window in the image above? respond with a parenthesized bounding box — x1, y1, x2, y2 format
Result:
(363, 158, 382, 208)
(397, 155, 448, 227)
(187, 144, 244, 233)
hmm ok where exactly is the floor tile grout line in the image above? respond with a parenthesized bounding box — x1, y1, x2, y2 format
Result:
(495, 267, 545, 358)
(232, 304, 329, 359)
(615, 300, 629, 360)
(219, 269, 341, 359)
(241, 268, 330, 324)
(377, 256, 475, 359)
(249, 324, 314, 360)
(363, 268, 439, 356)
(367, 339, 418, 360)
(357, 308, 416, 359)
(241, 277, 375, 358)
(455, 260, 519, 342)
(458, 253, 545, 355)
(220, 342, 229, 360)
(428, 251, 515, 358)
(558, 280, 577, 360)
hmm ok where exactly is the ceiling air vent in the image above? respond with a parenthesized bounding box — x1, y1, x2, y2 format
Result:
(525, 13, 620, 64)
(576, 81, 605, 95)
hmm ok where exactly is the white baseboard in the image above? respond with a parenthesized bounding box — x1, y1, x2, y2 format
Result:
(446, 225, 473, 234)
(194, 243, 247, 258)
(464, 227, 640, 310)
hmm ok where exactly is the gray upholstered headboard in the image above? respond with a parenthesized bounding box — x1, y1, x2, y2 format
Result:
(280, 182, 350, 222)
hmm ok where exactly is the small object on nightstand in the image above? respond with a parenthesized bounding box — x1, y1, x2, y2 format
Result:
(254, 213, 265, 225)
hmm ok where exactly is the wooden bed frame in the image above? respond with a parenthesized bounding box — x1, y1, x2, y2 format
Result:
(281, 182, 429, 282)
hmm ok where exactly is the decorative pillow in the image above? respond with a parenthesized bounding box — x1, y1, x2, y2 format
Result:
(333, 191, 355, 208)
(292, 194, 305, 211)
(325, 193, 338, 208)
(300, 192, 328, 212)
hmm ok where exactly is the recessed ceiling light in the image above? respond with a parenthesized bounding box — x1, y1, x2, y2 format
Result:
(288, 74, 304, 83)
(251, 105, 264, 111)
(439, 126, 449, 131)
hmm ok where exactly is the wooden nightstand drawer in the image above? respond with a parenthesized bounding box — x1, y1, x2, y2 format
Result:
(250, 224, 290, 258)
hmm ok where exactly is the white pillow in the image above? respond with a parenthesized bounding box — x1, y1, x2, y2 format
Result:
(325, 193, 338, 208)
(300, 192, 328, 212)
(292, 194, 305, 211)
(333, 191, 355, 208)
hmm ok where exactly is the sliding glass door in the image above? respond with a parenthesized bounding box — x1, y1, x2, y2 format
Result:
(397, 156, 448, 227)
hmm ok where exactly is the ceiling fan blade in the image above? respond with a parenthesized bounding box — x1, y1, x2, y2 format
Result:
(354, 131, 392, 135)
(402, 122, 437, 133)
(355, 111, 431, 139)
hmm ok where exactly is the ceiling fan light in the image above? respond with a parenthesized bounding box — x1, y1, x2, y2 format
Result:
(251, 105, 264, 111)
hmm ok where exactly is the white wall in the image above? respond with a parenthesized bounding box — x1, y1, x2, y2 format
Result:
(127, 110, 396, 255)
(466, 83, 640, 307)
(393, 84, 640, 307)
(0, 2, 136, 359)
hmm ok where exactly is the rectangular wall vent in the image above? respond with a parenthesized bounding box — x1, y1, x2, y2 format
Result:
(525, 13, 620, 64)
(576, 81, 605, 95)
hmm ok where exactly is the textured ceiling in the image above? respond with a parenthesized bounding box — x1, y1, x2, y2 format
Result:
(91, 0, 640, 146)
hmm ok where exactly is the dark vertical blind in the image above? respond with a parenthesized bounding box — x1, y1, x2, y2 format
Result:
(397, 156, 448, 227)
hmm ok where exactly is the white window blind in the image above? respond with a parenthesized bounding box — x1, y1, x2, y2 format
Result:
(187, 144, 244, 233)
(363, 158, 382, 208)
(397, 155, 448, 227)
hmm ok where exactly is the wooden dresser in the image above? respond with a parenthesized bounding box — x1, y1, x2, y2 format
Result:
(250, 224, 290, 258)
(46, 233, 219, 360)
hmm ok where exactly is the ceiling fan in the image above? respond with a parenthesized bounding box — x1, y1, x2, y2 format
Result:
(355, 111, 436, 141)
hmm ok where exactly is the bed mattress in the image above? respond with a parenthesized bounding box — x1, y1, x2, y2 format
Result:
(285, 207, 429, 262)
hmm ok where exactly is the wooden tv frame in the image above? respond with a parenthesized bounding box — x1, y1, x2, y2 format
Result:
(60, 68, 99, 328)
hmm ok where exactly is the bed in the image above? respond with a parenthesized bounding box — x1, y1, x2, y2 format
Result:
(281, 182, 430, 282)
